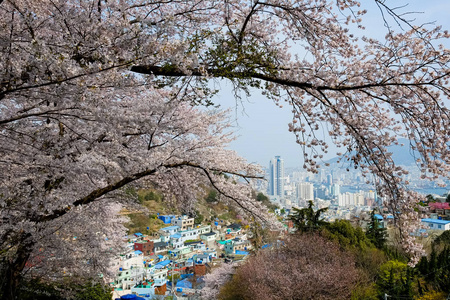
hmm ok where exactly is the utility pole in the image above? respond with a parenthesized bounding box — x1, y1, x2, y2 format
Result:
(384, 293, 389, 300)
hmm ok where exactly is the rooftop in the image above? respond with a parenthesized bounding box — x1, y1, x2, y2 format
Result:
(421, 218, 450, 225)
(161, 226, 180, 231)
(202, 231, 216, 237)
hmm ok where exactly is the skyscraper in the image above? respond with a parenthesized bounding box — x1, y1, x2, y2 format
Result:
(268, 156, 284, 198)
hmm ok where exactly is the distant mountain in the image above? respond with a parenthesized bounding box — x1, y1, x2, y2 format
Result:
(325, 139, 419, 167)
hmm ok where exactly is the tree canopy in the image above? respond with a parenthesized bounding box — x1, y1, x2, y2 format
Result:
(1, 0, 450, 298)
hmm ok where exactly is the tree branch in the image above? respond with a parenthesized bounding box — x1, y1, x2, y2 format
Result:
(36, 161, 262, 223)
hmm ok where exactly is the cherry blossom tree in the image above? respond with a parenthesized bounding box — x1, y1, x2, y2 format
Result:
(201, 262, 235, 300)
(1, 0, 450, 298)
(127, 0, 450, 262)
(218, 234, 359, 300)
(0, 1, 270, 298)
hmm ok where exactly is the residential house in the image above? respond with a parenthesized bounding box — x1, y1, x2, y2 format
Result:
(158, 214, 176, 224)
(170, 246, 192, 259)
(159, 226, 180, 241)
(224, 239, 251, 255)
(134, 240, 154, 255)
(200, 231, 217, 243)
(421, 218, 450, 231)
(114, 250, 145, 290)
(153, 241, 168, 254)
(173, 215, 195, 231)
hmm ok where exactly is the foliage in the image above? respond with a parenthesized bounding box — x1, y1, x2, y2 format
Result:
(11, 279, 111, 300)
(184, 239, 201, 244)
(139, 190, 163, 203)
(219, 233, 359, 300)
(256, 192, 269, 202)
(194, 211, 204, 224)
(432, 230, 450, 247)
(350, 283, 378, 300)
(415, 291, 448, 300)
(248, 220, 276, 250)
(73, 282, 112, 300)
(321, 220, 388, 297)
(366, 210, 388, 249)
(376, 260, 414, 299)
(205, 189, 219, 203)
(254, 192, 278, 211)
(289, 200, 328, 232)
(323, 219, 372, 250)
(416, 246, 450, 293)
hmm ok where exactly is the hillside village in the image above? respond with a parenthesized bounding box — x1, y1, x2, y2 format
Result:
(112, 214, 256, 299)
(112, 193, 450, 300)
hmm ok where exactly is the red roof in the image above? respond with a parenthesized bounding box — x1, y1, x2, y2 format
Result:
(429, 202, 450, 209)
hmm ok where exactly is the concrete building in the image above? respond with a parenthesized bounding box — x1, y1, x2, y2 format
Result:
(173, 216, 195, 231)
(268, 156, 284, 198)
(297, 182, 314, 201)
(421, 218, 450, 231)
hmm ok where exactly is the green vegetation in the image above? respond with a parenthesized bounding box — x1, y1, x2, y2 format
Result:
(254, 192, 278, 211)
(205, 189, 218, 203)
(289, 200, 328, 232)
(376, 260, 413, 299)
(184, 239, 201, 243)
(366, 210, 387, 249)
(216, 213, 450, 300)
(194, 211, 204, 224)
(16, 279, 111, 300)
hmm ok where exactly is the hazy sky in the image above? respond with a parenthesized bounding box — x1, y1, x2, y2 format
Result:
(210, 1, 450, 169)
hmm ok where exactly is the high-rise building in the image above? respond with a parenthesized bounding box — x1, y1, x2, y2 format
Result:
(327, 174, 333, 186)
(297, 182, 314, 201)
(268, 156, 284, 197)
(330, 184, 340, 197)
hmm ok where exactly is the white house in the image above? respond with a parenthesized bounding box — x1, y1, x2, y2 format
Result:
(421, 218, 450, 231)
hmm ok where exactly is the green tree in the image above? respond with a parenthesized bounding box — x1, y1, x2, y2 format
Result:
(416, 246, 450, 293)
(256, 192, 269, 202)
(194, 211, 204, 224)
(376, 260, 413, 299)
(14, 279, 111, 300)
(366, 210, 387, 249)
(323, 219, 372, 250)
(205, 189, 218, 203)
(289, 200, 328, 232)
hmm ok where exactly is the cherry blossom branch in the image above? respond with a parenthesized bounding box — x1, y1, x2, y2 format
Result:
(36, 161, 262, 223)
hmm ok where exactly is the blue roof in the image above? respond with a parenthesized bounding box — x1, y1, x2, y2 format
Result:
(374, 214, 384, 220)
(134, 250, 143, 255)
(155, 260, 172, 269)
(134, 232, 143, 237)
(158, 255, 164, 259)
(421, 218, 450, 225)
(235, 250, 249, 255)
(120, 295, 146, 300)
(171, 233, 182, 239)
(176, 279, 193, 289)
(161, 226, 179, 231)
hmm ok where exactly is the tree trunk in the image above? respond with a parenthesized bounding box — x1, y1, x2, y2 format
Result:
(1, 234, 33, 300)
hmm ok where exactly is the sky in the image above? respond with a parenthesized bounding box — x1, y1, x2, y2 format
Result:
(209, 1, 450, 169)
